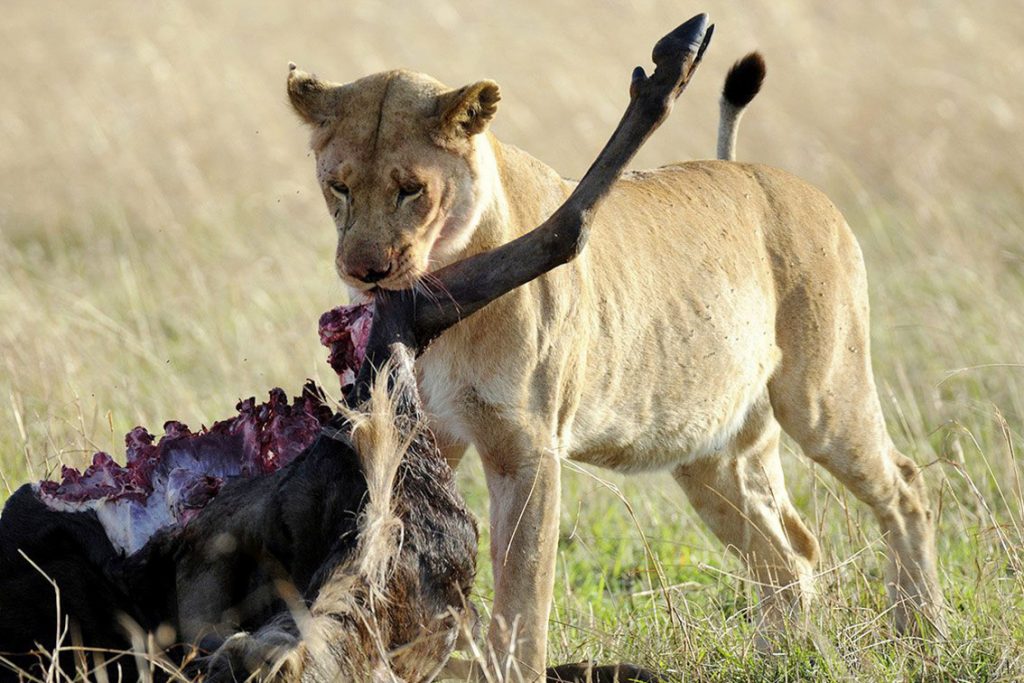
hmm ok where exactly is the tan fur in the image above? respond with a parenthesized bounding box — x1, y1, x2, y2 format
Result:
(289, 65, 944, 681)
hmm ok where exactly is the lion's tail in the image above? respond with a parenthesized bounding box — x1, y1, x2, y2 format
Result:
(716, 52, 766, 161)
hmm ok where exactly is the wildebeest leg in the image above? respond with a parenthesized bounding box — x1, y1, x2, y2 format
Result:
(546, 661, 664, 682)
(442, 659, 664, 682)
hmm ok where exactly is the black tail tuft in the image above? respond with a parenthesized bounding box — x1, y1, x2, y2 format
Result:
(722, 52, 766, 107)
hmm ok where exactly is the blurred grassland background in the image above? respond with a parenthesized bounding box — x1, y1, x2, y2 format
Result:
(1, 0, 1023, 680)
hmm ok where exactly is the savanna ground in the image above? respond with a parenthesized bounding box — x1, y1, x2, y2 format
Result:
(1, 1, 1023, 680)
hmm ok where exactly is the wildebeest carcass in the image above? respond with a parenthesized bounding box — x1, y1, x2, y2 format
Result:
(0, 15, 712, 682)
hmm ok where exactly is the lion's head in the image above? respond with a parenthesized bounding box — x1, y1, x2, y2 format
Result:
(287, 65, 500, 293)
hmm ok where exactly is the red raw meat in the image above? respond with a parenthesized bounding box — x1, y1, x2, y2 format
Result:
(35, 302, 374, 553)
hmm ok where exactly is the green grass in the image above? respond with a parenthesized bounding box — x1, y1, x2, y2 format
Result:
(11, 212, 1023, 683)
(455, 418, 1024, 681)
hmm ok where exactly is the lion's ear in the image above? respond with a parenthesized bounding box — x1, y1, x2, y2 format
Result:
(435, 80, 500, 143)
(287, 63, 348, 126)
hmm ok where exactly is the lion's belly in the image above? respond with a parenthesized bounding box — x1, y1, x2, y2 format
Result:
(565, 361, 772, 472)
(415, 277, 779, 474)
(564, 284, 778, 472)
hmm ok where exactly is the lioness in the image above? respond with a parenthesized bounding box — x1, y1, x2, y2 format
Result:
(287, 43, 943, 679)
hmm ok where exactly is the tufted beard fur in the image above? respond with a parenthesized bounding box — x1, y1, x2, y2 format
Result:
(196, 352, 479, 682)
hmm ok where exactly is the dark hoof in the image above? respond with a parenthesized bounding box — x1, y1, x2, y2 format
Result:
(547, 661, 664, 682)
(652, 13, 710, 66)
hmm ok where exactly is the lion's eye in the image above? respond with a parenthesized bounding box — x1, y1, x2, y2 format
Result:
(328, 182, 350, 200)
(397, 183, 424, 206)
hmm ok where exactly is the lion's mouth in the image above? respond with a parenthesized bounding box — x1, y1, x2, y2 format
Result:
(342, 264, 423, 293)
(376, 260, 424, 291)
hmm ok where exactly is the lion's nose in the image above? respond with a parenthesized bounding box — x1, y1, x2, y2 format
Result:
(350, 262, 392, 284)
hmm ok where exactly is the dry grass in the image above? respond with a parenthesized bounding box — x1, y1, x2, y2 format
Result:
(1, 0, 1023, 680)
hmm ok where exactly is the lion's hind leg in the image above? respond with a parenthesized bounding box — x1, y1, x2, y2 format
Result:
(767, 222, 945, 636)
(673, 396, 820, 643)
(770, 377, 945, 636)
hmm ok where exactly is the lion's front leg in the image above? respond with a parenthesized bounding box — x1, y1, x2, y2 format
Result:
(482, 445, 561, 683)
